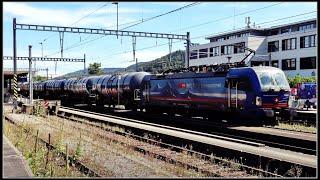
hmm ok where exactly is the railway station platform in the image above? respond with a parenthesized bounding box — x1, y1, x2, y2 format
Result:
(3, 135, 33, 177)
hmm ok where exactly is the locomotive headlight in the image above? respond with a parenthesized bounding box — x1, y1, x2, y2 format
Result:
(256, 96, 262, 106)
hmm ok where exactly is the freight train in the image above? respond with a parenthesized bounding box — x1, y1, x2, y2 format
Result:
(18, 64, 295, 125)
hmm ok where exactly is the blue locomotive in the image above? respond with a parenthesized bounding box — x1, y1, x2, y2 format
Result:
(139, 66, 293, 125)
(18, 64, 294, 125)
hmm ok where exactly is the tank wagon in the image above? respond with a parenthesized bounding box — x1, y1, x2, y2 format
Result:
(18, 65, 294, 125)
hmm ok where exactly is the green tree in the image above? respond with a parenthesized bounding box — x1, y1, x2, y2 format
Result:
(33, 75, 47, 81)
(88, 62, 104, 75)
(287, 74, 316, 88)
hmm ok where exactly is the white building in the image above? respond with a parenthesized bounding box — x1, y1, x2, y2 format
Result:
(187, 18, 317, 77)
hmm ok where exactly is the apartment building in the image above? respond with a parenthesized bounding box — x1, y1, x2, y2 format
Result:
(187, 18, 317, 77)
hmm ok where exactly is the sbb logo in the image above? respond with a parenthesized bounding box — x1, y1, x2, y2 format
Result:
(178, 82, 186, 89)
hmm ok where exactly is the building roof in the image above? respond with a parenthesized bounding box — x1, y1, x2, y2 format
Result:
(3, 68, 36, 78)
(267, 18, 316, 30)
(205, 18, 316, 40)
(205, 27, 262, 40)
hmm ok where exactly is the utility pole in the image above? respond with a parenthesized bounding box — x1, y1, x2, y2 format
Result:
(40, 42, 44, 58)
(84, 54, 86, 76)
(58, 32, 64, 75)
(132, 36, 137, 71)
(28, 45, 33, 105)
(46, 68, 49, 80)
(112, 2, 119, 39)
(13, 18, 18, 109)
(269, 52, 271, 66)
(136, 58, 138, 72)
(168, 38, 172, 69)
(36, 42, 43, 77)
(186, 32, 190, 68)
(118, 74, 121, 106)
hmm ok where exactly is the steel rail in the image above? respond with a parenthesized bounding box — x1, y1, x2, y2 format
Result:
(56, 110, 282, 177)
(60, 106, 264, 147)
(58, 106, 317, 169)
(63, 105, 316, 154)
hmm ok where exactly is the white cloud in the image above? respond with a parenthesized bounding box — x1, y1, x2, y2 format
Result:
(3, 2, 151, 28)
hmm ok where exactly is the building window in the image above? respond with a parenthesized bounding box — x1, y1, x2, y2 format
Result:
(268, 41, 279, 52)
(291, 26, 299, 32)
(222, 45, 233, 55)
(251, 61, 269, 67)
(221, 45, 232, 55)
(300, 35, 316, 48)
(190, 50, 198, 60)
(300, 57, 316, 69)
(228, 35, 237, 40)
(282, 38, 296, 51)
(281, 28, 290, 34)
(241, 33, 249, 37)
(299, 23, 316, 31)
(199, 48, 208, 58)
(209, 46, 219, 57)
(233, 42, 245, 54)
(217, 37, 225, 42)
(271, 60, 279, 68)
(282, 58, 296, 70)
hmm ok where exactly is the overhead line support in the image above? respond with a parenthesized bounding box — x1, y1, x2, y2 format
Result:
(15, 23, 187, 40)
(3, 56, 85, 62)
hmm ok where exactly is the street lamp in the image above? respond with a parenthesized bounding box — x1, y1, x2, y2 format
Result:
(112, 2, 119, 39)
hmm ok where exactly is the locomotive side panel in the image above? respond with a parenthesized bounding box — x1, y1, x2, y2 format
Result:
(147, 76, 232, 111)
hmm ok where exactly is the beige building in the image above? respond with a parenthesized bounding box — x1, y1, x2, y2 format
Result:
(187, 18, 317, 77)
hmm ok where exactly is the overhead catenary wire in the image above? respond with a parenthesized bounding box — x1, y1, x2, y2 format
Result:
(168, 2, 284, 33)
(121, 2, 201, 30)
(45, 2, 201, 57)
(47, 1, 284, 57)
(37, 2, 109, 45)
(56, 2, 283, 55)
(91, 11, 317, 60)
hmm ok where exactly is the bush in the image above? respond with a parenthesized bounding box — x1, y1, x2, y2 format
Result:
(287, 74, 316, 88)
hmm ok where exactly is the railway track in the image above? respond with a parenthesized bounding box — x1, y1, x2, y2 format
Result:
(57, 106, 316, 176)
(5, 115, 102, 177)
(67, 104, 316, 155)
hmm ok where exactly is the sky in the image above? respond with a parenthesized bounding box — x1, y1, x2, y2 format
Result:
(3, 1, 317, 77)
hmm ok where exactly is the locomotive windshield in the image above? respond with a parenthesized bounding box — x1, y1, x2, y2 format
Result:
(256, 70, 290, 92)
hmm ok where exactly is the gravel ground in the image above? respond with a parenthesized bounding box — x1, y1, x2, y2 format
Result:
(4, 111, 210, 177)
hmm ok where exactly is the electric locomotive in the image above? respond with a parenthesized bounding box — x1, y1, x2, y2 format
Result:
(139, 66, 293, 125)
